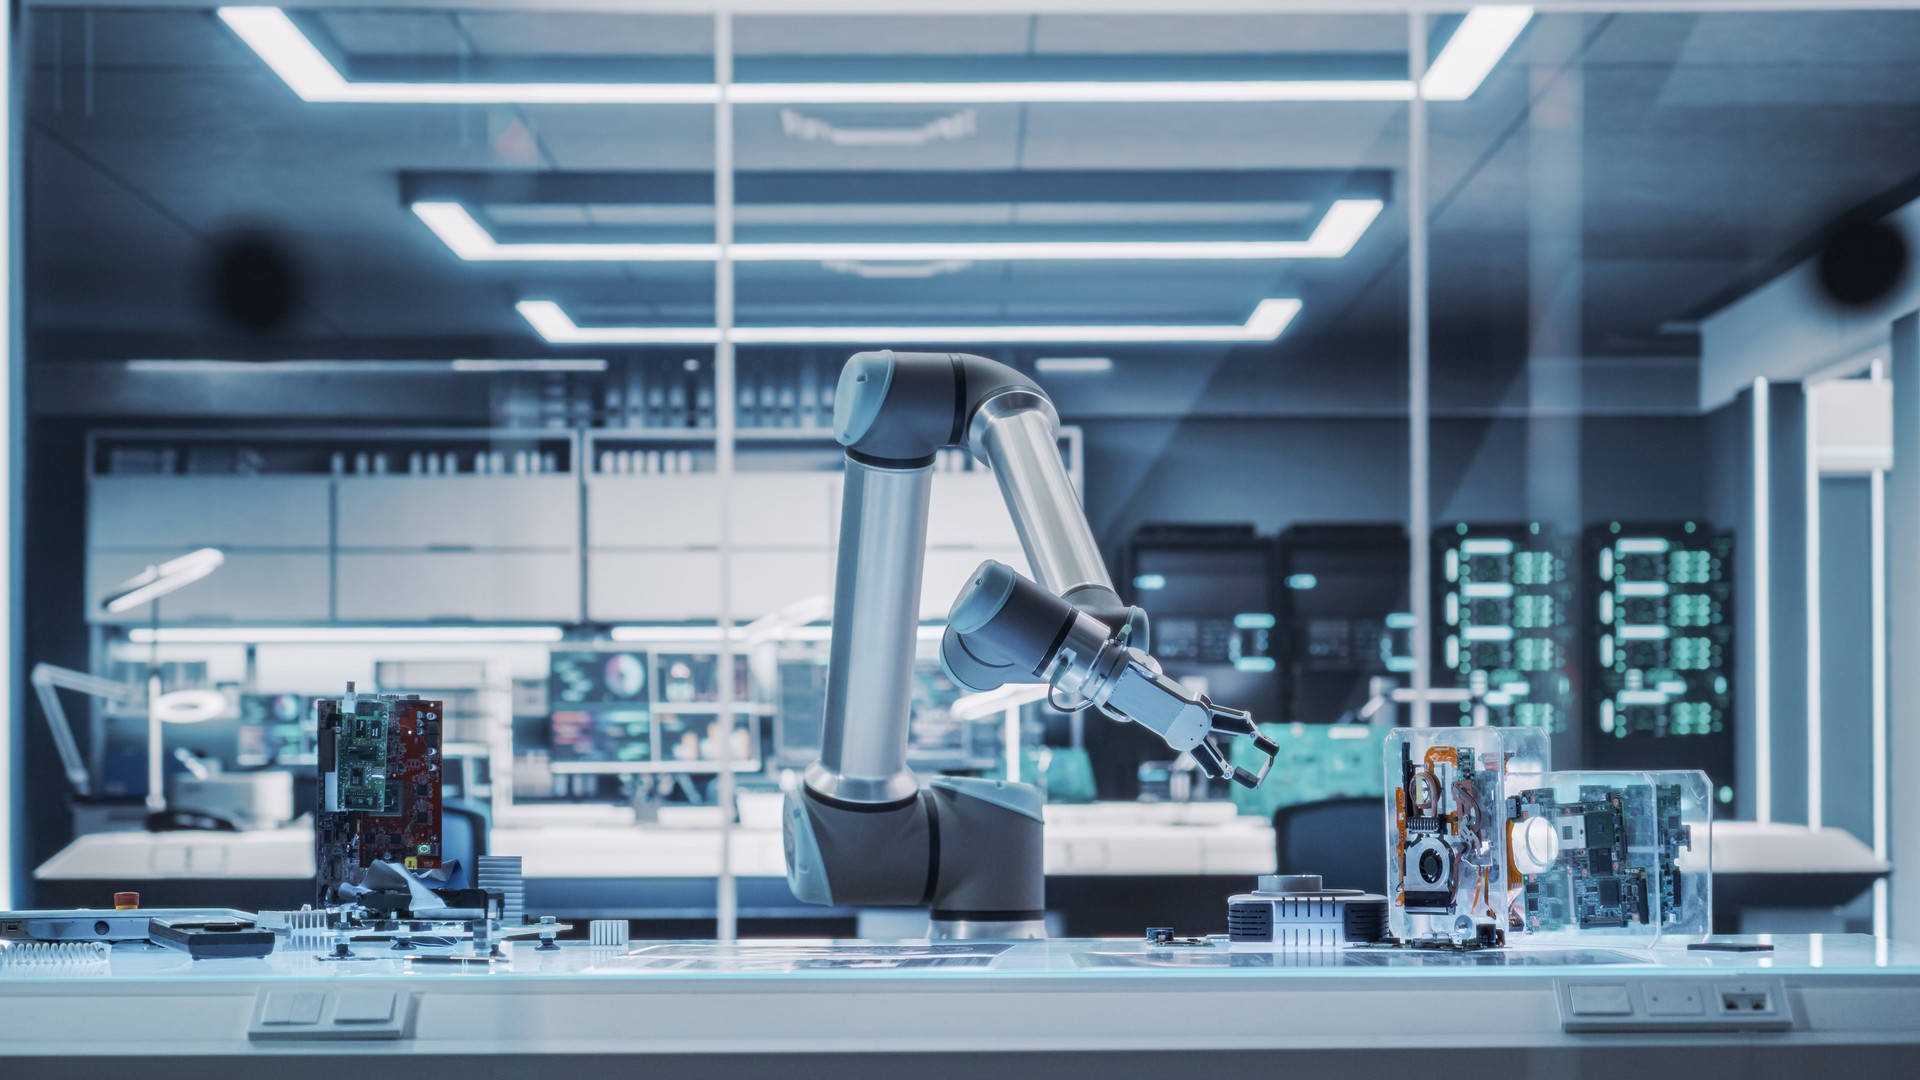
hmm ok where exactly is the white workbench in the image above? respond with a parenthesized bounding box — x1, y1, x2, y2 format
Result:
(35, 800, 1279, 883)
(1, 935, 1917, 1077)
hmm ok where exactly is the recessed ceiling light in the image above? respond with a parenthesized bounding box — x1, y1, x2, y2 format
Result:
(412, 199, 1383, 263)
(221, 6, 1528, 106)
(515, 299, 1300, 346)
(128, 626, 568, 644)
(1035, 357, 1116, 374)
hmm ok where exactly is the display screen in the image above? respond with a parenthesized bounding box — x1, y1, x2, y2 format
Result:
(550, 708, 654, 765)
(1276, 525, 1410, 724)
(236, 693, 314, 767)
(1584, 523, 1736, 804)
(774, 653, 998, 771)
(548, 647, 759, 772)
(1433, 525, 1576, 733)
(550, 650, 651, 707)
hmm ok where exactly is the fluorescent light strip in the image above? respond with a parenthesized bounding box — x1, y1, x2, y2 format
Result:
(1034, 357, 1114, 375)
(517, 297, 1300, 346)
(1420, 6, 1534, 101)
(412, 200, 1383, 264)
(1753, 376, 1772, 826)
(609, 624, 947, 643)
(128, 626, 566, 644)
(1871, 465, 1889, 938)
(125, 358, 608, 373)
(1806, 388, 1822, 830)
(220, 6, 1527, 106)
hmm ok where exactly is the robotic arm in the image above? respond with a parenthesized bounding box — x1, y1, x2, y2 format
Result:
(782, 351, 1277, 939)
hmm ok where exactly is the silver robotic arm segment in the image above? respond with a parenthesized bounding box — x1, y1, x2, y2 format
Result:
(788, 349, 1268, 937)
(942, 560, 1280, 790)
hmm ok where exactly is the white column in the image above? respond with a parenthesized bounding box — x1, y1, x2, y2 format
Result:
(1, 0, 16, 910)
(712, 11, 738, 943)
(1406, 12, 1430, 726)
(1886, 313, 1920, 938)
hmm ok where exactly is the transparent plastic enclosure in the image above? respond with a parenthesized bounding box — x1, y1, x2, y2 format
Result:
(1507, 770, 1712, 944)
(1384, 727, 1550, 945)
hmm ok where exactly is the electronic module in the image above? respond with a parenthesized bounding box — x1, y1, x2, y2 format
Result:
(1385, 727, 1548, 946)
(315, 684, 443, 907)
(1508, 771, 1712, 942)
(1384, 727, 1711, 948)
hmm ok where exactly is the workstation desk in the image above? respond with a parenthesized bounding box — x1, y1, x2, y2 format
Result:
(2, 934, 1917, 1078)
(34, 801, 1280, 935)
(35, 805, 1887, 933)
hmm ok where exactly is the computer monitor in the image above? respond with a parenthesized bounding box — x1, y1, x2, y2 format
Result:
(547, 647, 762, 774)
(236, 693, 314, 767)
(550, 708, 654, 767)
(550, 650, 651, 709)
(772, 648, 999, 772)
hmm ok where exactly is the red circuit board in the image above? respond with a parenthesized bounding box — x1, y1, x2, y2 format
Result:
(314, 693, 442, 906)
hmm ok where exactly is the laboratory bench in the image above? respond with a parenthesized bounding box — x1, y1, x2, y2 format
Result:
(34, 805, 1886, 934)
(33, 801, 1280, 936)
(1, 934, 1917, 1077)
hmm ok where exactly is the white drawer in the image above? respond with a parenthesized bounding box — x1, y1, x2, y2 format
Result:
(335, 551, 581, 622)
(89, 549, 330, 624)
(336, 477, 580, 550)
(90, 476, 332, 550)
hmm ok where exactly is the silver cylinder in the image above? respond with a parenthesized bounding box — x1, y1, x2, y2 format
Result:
(971, 390, 1115, 602)
(811, 457, 932, 804)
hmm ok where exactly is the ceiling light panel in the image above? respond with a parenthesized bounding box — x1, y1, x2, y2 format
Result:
(414, 199, 1382, 263)
(515, 298, 1300, 346)
(222, 6, 1530, 106)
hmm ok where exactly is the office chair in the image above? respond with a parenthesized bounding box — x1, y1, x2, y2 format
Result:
(439, 798, 491, 890)
(1272, 796, 1387, 895)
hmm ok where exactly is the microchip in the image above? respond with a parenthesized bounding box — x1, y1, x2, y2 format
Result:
(1595, 877, 1622, 907)
(1584, 812, 1618, 848)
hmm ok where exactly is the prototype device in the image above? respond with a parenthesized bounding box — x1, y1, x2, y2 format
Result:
(1510, 770, 1712, 942)
(1226, 874, 1388, 948)
(1, 908, 255, 943)
(1385, 727, 1712, 947)
(147, 916, 275, 960)
(783, 351, 1276, 940)
(1386, 726, 1549, 946)
(315, 684, 443, 907)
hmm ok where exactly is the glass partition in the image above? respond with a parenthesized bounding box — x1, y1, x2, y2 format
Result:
(14, 2, 1909, 941)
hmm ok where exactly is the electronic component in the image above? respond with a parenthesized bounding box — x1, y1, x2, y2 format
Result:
(1385, 727, 1548, 946)
(1509, 770, 1712, 943)
(1, 908, 254, 943)
(1585, 523, 1735, 804)
(147, 916, 276, 960)
(1227, 874, 1387, 948)
(1434, 524, 1575, 732)
(315, 684, 443, 906)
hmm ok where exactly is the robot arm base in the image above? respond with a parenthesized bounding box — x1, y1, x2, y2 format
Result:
(784, 777, 1046, 937)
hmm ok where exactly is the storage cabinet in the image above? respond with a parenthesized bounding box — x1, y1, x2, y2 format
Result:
(84, 427, 1080, 627)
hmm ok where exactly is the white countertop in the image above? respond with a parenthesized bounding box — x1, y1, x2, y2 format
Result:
(35, 800, 1277, 882)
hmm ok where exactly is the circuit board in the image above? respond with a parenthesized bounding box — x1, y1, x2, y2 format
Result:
(1514, 782, 1692, 932)
(1432, 525, 1575, 732)
(315, 689, 443, 906)
(1584, 523, 1735, 804)
(1394, 742, 1491, 922)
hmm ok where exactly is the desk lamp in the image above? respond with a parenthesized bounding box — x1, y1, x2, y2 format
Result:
(32, 548, 226, 810)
